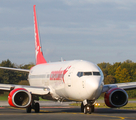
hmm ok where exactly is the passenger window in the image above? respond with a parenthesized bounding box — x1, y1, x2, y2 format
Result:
(47, 74, 50, 78)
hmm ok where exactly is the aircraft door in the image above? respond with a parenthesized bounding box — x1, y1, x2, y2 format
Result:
(67, 67, 74, 87)
(44, 73, 49, 86)
(67, 74, 71, 87)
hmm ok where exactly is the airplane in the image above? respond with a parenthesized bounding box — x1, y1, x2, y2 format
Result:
(0, 5, 136, 114)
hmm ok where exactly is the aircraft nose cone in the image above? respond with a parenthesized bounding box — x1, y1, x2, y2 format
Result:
(85, 77, 102, 100)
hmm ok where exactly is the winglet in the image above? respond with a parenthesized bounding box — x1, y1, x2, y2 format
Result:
(33, 5, 47, 65)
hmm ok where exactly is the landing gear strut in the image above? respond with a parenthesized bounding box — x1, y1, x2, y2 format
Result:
(26, 101, 40, 113)
(81, 100, 95, 114)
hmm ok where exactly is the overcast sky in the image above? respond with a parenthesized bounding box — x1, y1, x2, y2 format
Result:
(0, 0, 136, 65)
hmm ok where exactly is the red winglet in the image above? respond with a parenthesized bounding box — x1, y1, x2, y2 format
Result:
(33, 5, 47, 65)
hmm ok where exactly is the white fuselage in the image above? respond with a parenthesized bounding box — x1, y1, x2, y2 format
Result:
(28, 60, 104, 102)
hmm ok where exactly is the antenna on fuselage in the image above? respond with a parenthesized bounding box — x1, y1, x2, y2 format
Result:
(61, 57, 63, 62)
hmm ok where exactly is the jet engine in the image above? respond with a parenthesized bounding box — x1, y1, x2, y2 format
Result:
(8, 88, 32, 108)
(104, 88, 128, 108)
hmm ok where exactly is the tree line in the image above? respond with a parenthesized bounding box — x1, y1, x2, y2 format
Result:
(0, 59, 34, 85)
(98, 59, 136, 84)
(0, 59, 136, 98)
(98, 59, 136, 98)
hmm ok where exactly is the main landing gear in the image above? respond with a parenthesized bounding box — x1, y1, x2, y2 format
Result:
(81, 100, 95, 114)
(26, 101, 40, 113)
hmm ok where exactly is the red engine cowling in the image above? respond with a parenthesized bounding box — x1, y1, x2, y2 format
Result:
(104, 88, 128, 108)
(8, 88, 32, 108)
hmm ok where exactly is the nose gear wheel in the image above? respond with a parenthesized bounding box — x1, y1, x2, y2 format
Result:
(81, 101, 95, 114)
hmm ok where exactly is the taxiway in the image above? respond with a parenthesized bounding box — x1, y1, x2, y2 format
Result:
(0, 101, 136, 120)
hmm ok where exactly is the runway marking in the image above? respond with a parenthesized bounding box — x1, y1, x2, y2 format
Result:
(8, 107, 25, 110)
(90, 114, 127, 120)
(0, 107, 4, 109)
(120, 117, 125, 119)
(0, 111, 136, 120)
(2, 107, 136, 119)
(40, 107, 74, 108)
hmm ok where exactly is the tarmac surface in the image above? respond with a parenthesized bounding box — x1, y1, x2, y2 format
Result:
(0, 101, 136, 120)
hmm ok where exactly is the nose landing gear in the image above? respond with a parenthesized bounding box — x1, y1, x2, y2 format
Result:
(81, 100, 95, 114)
(83, 105, 94, 114)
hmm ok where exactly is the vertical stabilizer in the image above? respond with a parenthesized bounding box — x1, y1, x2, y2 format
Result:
(33, 5, 47, 65)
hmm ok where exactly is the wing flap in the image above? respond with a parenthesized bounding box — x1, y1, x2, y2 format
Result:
(115, 82, 136, 90)
(0, 87, 11, 91)
(14, 85, 50, 95)
(102, 82, 136, 93)
(0, 66, 29, 72)
(0, 84, 50, 96)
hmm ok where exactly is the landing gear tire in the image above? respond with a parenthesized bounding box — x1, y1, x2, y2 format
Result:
(26, 105, 31, 113)
(84, 106, 92, 114)
(88, 106, 92, 114)
(81, 102, 84, 112)
(91, 105, 94, 112)
(81, 100, 95, 114)
(81, 102, 92, 113)
(26, 102, 40, 113)
(35, 102, 40, 113)
(84, 106, 87, 114)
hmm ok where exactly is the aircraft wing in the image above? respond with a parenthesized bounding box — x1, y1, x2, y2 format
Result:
(0, 66, 29, 72)
(0, 84, 50, 96)
(102, 82, 136, 93)
(0, 66, 50, 95)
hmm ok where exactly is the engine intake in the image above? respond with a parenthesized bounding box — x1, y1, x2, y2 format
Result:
(104, 88, 128, 108)
(8, 88, 32, 108)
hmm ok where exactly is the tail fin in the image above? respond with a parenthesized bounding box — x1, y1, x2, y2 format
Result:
(33, 5, 47, 65)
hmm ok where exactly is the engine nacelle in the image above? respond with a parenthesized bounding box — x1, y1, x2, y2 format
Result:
(8, 88, 32, 108)
(104, 88, 128, 108)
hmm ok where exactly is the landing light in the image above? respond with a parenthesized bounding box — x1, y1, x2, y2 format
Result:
(87, 106, 90, 110)
(95, 103, 100, 106)
(44, 88, 49, 91)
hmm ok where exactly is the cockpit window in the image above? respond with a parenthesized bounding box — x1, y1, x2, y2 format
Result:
(93, 72, 100, 76)
(84, 72, 92, 76)
(77, 72, 92, 77)
(77, 71, 100, 77)
(77, 72, 83, 77)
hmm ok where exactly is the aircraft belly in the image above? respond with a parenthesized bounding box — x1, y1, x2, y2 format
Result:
(48, 80, 67, 99)
(60, 81, 88, 101)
